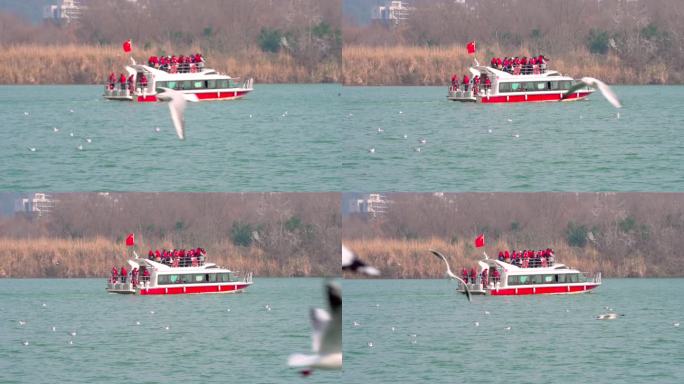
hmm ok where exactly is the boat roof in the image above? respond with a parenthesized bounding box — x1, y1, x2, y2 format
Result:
(126, 258, 234, 274)
(125, 64, 235, 81)
(468, 65, 573, 82)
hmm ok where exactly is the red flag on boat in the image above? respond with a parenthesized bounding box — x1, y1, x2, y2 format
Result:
(474, 233, 485, 248)
(125, 233, 135, 247)
(467, 41, 476, 55)
(122, 39, 132, 53)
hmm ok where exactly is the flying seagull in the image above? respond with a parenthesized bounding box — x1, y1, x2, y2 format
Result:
(562, 77, 622, 108)
(156, 87, 199, 140)
(342, 245, 380, 276)
(429, 249, 472, 302)
(288, 281, 342, 373)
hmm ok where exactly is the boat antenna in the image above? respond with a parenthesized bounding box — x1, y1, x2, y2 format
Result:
(483, 251, 489, 260)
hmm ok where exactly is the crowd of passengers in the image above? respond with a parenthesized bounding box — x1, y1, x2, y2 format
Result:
(450, 73, 492, 94)
(490, 54, 548, 75)
(147, 53, 205, 73)
(110, 265, 149, 286)
(147, 247, 207, 267)
(107, 72, 148, 92)
(461, 266, 501, 286)
(460, 248, 556, 287)
(498, 248, 555, 268)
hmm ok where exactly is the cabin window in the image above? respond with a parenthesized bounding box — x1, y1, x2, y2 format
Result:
(193, 81, 203, 89)
(166, 81, 177, 90)
(543, 275, 554, 283)
(193, 274, 205, 283)
(208, 273, 217, 282)
(568, 274, 579, 283)
(498, 83, 511, 93)
(206, 80, 216, 89)
(180, 274, 192, 283)
(535, 82, 547, 91)
(557, 274, 567, 283)
(217, 79, 229, 88)
(530, 275, 543, 284)
(560, 80, 572, 90)
(167, 274, 179, 284)
(158, 275, 169, 284)
(182, 81, 192, 90)
(157, 81, 166, 88)
(549, 81, 560, 90)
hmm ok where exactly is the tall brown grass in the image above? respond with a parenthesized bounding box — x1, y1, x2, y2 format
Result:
(343, 44, 672, 85)
(344, 237, 647, 279)
(0, 237, 326, 278)
(0, 44, 340, 84)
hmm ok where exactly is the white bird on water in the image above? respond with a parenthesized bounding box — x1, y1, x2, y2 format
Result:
(156, 87, 199, 140)
(596, 313, 623, 320)
(22, 340, 29, 346)
(24, 112, 29, 116)
(77, 144, 83, 151)
(418, 138, 427, 144)
(368, 147, 375, 154)
(288, 281, 342, 374)
(27, 147, 36, 152)
(154, 127, 161, 133)
(403, 134, 408, 139)
(18, 320, 26, 326)
(562, 77, 622, 109)
(674, 322, 680, 327)
(352, 321, 361, 328)
(377, 128, 384, 133)
(429, 249, 472, 302)
(342, 245, 380, 276)
(414, 147, 422, 152)
(52, 127, 59, 133)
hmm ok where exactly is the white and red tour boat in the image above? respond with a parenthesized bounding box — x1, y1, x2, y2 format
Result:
(447, 64, 594, 104)
(103, 59, 253, 103)
(106, 257, 253, 296)
(459, 256, 601, 296)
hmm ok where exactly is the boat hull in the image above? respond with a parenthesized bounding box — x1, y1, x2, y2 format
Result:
(460, 283, 600, 296)
(106, 282, 252, 295)
(448, 91, 593, 104)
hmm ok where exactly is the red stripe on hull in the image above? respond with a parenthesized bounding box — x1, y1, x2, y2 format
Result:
(194, 91, 249, 100)
(137, 95, 158, 102)
(138, 284, 249, 295)
(489, 284, 599, 296)
(479, 92, 591, 104)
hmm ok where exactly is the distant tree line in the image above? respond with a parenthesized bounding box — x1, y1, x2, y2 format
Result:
(343, 193, 684, 276)
(0, 193, 340, 277)
(344, 0, 684, 83)
(0, 0, 341, 77)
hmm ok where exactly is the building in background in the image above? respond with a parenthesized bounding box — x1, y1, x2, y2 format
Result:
(347, 193, 390, 218)
(371, 1, 412, 25)
(15, 193, 56, 217)
(43, 0, 84, 24)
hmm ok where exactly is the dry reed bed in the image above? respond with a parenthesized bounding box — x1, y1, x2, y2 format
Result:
(0, 44, 339, 84)
(0, 237, 324, 278)
(344, 238, 647, 279)
(343, 44, 671, 85)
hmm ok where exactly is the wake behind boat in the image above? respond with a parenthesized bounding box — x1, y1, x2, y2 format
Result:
(103, 53, 253, 103)
(106, 250, 253, 295)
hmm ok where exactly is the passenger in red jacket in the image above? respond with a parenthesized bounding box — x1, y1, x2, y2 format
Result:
(461, 267, 469, 284)
(469, 268, 477, 285)
(119, 73, 126, 90)
(492, 268, 500, 284)
(111, 266, 118, 283)
(120, 266, 128, 283)
(462, 74, 469, 91)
